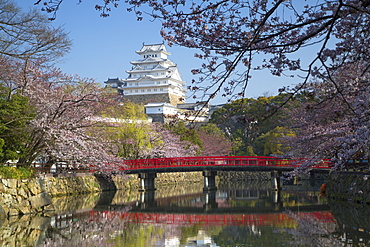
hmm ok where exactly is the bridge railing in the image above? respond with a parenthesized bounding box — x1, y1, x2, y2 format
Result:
(90, 211, 335, 226)
(123, 156, 333, 170)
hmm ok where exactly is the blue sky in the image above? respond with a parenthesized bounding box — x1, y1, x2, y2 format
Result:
(21, 0, 299, 105)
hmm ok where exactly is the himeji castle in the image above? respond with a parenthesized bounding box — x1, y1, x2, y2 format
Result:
(105, 43, 217, 123)
(105, 43, 186, 106)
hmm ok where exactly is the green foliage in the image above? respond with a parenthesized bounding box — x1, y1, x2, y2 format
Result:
(165, 121, 203, 151)
(0, 138, 4, 159)
(0, 166, 35, 179)
(113, 224, 165, 247)
(105, 122, 157, 159)
(210, 94, 295, 156)
(179, 225, 201, 245)
(0, 84, 35, 163)
(245, 146, 257, 156)
(102, 101, 147, 120)
(198, 123, 225, 136)
(255, 126, 295, 155)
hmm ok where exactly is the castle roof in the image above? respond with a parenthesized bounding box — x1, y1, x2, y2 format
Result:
(136, 43, 171, 55)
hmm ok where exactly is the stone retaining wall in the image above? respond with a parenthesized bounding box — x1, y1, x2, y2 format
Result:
(0, 172, 203, 218)
(0, 178, 54, 217)
(157, 171, 202, 184)
(326, 171, 370, 203)
(218, 171, 271, 181)
(0, 214, 51, 247)
(3, 170, 369, 218)
(0, 170, 275, 218)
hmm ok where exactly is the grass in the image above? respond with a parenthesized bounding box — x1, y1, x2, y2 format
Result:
(0, 166, 35, 179)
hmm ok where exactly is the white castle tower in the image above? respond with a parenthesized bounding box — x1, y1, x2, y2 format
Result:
(108, 43, 186, 106)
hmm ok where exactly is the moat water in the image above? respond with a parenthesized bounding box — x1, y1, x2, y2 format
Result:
(1, 179, 370, 247)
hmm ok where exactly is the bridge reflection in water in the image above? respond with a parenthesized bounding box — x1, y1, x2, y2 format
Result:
(112, 211, 335, 227)
(38, 181, 370, 246)
(92, 181, 334, 228)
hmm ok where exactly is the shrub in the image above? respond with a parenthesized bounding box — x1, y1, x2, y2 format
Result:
(0, 166, 35, 179)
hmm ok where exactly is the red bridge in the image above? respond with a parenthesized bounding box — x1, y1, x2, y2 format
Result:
(123, 156, 332, 173)
(122, 156, 331, 191)
(91, 211, 335, 227)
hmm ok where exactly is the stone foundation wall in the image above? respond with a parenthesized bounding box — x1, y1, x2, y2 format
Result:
(0, 178, 54, 217)
(0, 172, 202, 218)
(326, 171, 370, 203)
(157, 172, 202, 185)
(0, 214, 51, 247)
(0, 175, 126, 218)
(41, 175, 101, 196)
(124, 93, 184, 106)
(218, 171, 271, 181)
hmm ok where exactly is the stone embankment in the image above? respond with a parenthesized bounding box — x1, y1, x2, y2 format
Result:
(218, 171, 271, 181)
(0, 170, 275, 218)
(326, 171, 370, 203)
(0, 172, 203, 218)
(0, 178, 54, 217)
(0, 175, 125, 218)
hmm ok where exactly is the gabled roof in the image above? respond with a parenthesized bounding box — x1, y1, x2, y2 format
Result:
(136, 43, 171, 55)
(130, 58, 166, 65)
(131, 65, 143, 71)
(104, 77, 122, 83)
(152, 64, 167, 70)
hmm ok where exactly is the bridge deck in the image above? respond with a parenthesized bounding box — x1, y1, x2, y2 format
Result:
(91, 210, 335, 226)
(123, 156, 332, 174)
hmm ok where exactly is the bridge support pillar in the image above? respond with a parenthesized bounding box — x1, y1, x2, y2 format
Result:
(271, 170, 282, 191)
(203, 170, 217, 191)
(203, 191, 218, 211)
(309, 171, 316, 186)
(138, 172, 157, 191)
(139, 191, 156, 209)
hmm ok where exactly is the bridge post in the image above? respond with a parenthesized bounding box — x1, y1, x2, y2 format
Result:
(203, 170, 217, 191)
(309, 171, 316, 186)
(271, 170, 282, 191)
(139, 191, 156, 209)
(203, 191, 218, 211)
(138, 172, 157, 191)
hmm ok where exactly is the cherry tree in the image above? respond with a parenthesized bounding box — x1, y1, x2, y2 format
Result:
(148, 123, 201, 158)
(197, 123, 233, 156)
(0, 57, 123, 170)
(287, 64, 370, 172)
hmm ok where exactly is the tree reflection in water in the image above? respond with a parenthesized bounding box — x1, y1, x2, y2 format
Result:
(2, 181, 370, 246)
